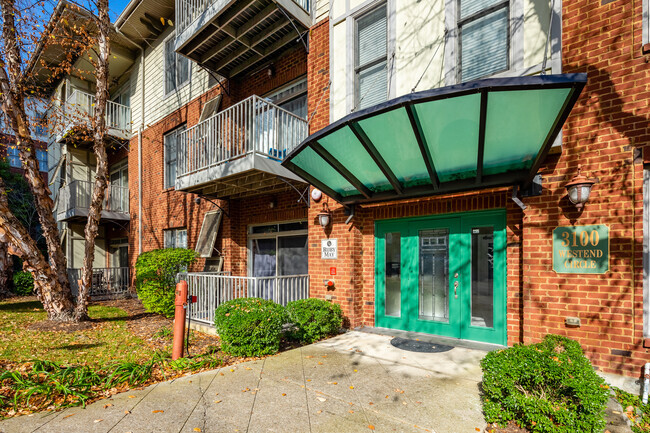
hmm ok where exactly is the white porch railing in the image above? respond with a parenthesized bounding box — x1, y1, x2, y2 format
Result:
(181, 273, 310, 325)
(60, 90, 131, 138)
(177, 95, 308, 179)
(68, 267, 130, 299)
(176, 0, 310, 36)
(58, 180, 129, 215)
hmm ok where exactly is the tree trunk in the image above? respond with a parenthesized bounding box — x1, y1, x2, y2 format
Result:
(0, 242, 12, 298)
(0, 0, 75, 320)
(75, 0, 111, 320)
(0, 178, 76, 320)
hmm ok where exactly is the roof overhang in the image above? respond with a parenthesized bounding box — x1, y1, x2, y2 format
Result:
(282, 74, 587, 206)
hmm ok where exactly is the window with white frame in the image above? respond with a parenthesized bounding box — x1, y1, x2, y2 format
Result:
(164, 228, 187, 249)
(6, 146, 19, 168)
(165, 35, 190, 95)
(458, 0, 510, 82)
(355, 4, 388, 111)
(36, 149, 47, 172)
(164, 125, 185, 189)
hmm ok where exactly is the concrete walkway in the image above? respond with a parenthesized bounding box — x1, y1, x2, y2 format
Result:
(0, 331, 487, 433)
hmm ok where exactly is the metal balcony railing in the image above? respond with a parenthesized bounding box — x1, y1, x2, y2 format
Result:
(59, 180, 129, 215)
(68, 267, 130, 299)
(179, 273, 310, 325)
(177, 95, 309, 179)
(60, 90, 131, 139)
(176, 0, 310, 36)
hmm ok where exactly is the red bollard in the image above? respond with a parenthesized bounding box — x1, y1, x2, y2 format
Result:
(172, 280, 188, 360)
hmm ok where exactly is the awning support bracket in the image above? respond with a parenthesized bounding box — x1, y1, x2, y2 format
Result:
(476, 90, 488, 184)
(193, 195, 230, 218)
(511, 185, 527, 210)
(277, 176, 311, 208)
(344, 204, 355, 225)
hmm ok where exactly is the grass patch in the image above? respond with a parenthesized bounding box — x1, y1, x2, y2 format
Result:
(0, 298, 156, 368)
(613, 387, 650, 432)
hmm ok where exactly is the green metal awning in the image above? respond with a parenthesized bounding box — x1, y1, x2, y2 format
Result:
(282, 74, 587, 205)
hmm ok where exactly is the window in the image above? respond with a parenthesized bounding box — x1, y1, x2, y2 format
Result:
(249, 221, 308, 277)
(458, 0, 509, 82)
(164, 126, 185, 189)
(164, 228, 187, 249)
(36, 149, 48, 172)
(355, 5, 388, 110)
(165, 35, 190, 95)
(6, 146, 19, 168)
(196, 210, 223, 258)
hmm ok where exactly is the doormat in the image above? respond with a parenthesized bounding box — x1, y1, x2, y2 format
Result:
(390, 337, 453, 353)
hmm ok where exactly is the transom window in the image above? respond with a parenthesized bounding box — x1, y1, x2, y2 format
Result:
(165, 34, 190, 95)
(355, 4, 388, 111)
(164, 126, 185, 189)
(458, 0, 510, 82)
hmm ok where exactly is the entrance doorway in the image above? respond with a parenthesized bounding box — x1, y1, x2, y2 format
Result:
(375, 210, 506, 345)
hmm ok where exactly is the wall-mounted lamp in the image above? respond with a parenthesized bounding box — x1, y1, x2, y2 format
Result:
(317, 202, 332, 228)
(565, 165, 596, 210)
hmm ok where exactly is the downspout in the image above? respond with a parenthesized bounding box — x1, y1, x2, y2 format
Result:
(138, 48, 144, 255)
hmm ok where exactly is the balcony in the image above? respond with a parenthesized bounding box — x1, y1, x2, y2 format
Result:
(175, 0, 310, 78)
(176, 95, 308, 197)
(56, 180, 130, 222)
(55, 90, 132, 143)
(68, 267, 130, 300)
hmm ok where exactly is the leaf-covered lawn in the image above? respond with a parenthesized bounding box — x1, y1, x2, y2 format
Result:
(0, 297, 156, 368)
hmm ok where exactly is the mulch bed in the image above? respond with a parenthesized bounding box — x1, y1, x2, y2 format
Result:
(484, 422, 529, 432)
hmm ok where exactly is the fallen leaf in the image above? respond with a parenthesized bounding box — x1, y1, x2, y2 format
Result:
(124, 410, 131, 414)
(317, 397, 326, 402)
(220, 373, 224, 376)
(282, 393, 286, 396)
(214, 400, 222, 404)
(230, 369, 235, 372)
(369, 402, 374, 405)
(318, 362, 323, 365)
(94, 419, 103, 423)
(103, 403, 113, 409)
(245, 367, 252, 370)
(349, 386, 354, 389)
(317, 410, 322, 414)
(475, 429, 481, 432)
(353, 369, 358, 372)
(193, 429, 202, 432)
(62, 414, 74, 419)
(128, 395, 136, 398)
(368, 425, 375, 430)
(349, 410, 354, 414)
(152, 410, 164, 413)
(307, 379, 312, 382)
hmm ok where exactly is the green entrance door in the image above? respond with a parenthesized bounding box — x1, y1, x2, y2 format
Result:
(375, 210, 506, 346)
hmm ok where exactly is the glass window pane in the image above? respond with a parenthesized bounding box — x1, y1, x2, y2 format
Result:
(460, 7, 509, 82)
(177, 54, 190, 86)
(165, 38, 177, 93)
(419, 229, 449, 322)
(358, 108, 431, 188)
(278, 235, 308, 275)
(385, 232, 401, 317)
(252, 224, 278, 234)
(413, 94, 480, 182)
(357, 61, 388, 110)
(471, 227, 494, 328)
(290, 146, 360, 197)
(164, 230, 174, 248)
(483, 88, 571, 175)
(253, 238, 277, 277)
(318, 126, 392, 193)
(460, 0, 506, 19)
(357, 6, 387, 67)
(279, 221, 307, 232)
(177, 229, 187, 249)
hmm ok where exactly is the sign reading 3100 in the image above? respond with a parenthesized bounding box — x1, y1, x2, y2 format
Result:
(552, 225, 609, 274)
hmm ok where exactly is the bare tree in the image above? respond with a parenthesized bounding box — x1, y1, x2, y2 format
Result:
(0, 0, 111, 322)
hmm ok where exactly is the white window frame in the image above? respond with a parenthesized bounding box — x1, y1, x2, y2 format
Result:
(354, 4, 388, 111)
(164, 228, 188, 249)
(337, 0, 396, 116)
(163, 125, 185, 189)
(644, 0, 649, 46)
(444, 0, 562, 85)
(164, 33, 191, 97)
(644, 167, 649, 337)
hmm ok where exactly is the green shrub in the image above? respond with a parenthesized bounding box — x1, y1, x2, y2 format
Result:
(214, 298, 287, 357)
(286, 298, 343, 343)
(481, 334, 609, 433)
(12, 271, 34, 295)
(135, 248, 197, 317)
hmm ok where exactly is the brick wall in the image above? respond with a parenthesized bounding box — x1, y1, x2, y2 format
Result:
(129, 45, 308, 275)
(305, 4, 650, 378)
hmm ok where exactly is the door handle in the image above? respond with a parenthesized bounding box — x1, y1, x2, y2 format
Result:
(453, 280, 459, 298)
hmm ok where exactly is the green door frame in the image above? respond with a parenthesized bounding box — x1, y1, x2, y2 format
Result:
(375, 209, 507, 346)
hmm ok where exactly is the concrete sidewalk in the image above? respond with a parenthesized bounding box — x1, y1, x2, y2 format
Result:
(0, 331, 487, 433)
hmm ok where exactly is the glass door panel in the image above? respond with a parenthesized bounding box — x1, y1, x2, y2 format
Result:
(470, 227, 494, 328)
(418, 229, 449, 322)
(252, 238, 277, 277)
(385, 232, 401, 317)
